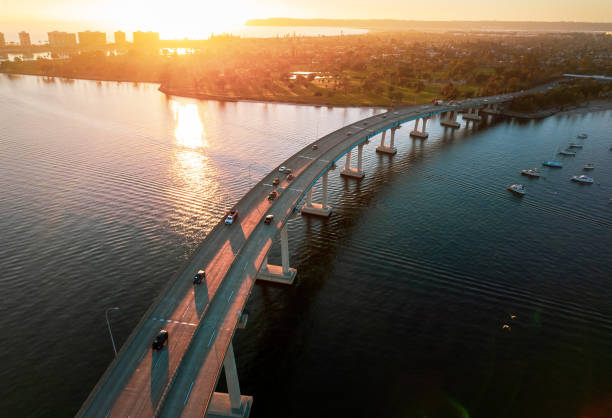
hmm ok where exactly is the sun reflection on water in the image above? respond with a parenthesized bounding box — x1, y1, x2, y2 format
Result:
(171, 100, 207, 149)
(167, 100, 223, 242)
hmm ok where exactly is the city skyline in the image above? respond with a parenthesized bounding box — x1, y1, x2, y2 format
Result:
(1, 0, 612, 42)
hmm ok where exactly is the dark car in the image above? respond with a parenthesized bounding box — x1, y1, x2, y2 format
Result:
(268, 191, 277, 201)
(264, 214, 274, 224)
(193, 269, 205, 285)
(287, 174, 295, 181)
(152, 329, 168, 350)
(272, 177, 280, 186)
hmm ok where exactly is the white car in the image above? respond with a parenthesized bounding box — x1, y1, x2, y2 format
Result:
(278, 166, 286, 173)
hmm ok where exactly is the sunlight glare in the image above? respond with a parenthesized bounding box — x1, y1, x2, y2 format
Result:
(100, 0, 256, 39)
(171, 101, 207, 149)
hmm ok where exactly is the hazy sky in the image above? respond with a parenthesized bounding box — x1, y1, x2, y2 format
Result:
(2, 0, 611, 41)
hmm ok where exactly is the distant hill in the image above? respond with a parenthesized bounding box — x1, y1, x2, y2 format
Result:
(246, 18, 612, 32)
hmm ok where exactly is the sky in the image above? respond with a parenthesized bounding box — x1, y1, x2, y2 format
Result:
(1, 0, 612, 42)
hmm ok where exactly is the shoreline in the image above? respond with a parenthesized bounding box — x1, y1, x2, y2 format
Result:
(157, 85, 387, 109)
(503, 99, 612, 119)
(3, 72, 611, 116)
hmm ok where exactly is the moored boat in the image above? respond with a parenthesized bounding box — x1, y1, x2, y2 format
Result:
(558, 149, 576, 156)
(521, 168, 541, 177)
(507, 184, 526, 195)
(583, 163, 594, 170)
(577, 133, 588, 139)
(568, 143, 583, 148)
(543, 161, 563, 168)
(571, 175, 594, 184)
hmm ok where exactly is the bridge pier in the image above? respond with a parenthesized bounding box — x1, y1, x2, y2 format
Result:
(441, 111, 461, 128)
(376, 128, 397, 155)
(340, 143, 365, 179)
(410, 118, 429, 139)
(301, 171, 333, 217)
(463, 107, 482, 121)
(207, 342, 253, 418)
(256, 224, 297, 285)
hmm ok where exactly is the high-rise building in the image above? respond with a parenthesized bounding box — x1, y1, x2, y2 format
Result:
(48, 31, 77, 48)
(19, 31, 31, 47)
(114, 31, 126, 44)
(77, 31, 107, 47)
(133, 31, 159, 45)
(0, 32, 6, 48)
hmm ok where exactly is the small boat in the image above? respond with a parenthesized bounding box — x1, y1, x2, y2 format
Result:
(568, 143, 583, 148)
(507, 184, 526, 195)
(543, 161, 563, 168)
(577, 133, 588, 139)
(571, 175, 594, 184)
(521, 168, 541, 177)
(558, 149, 576, 156)
(583, 163, 594, 170)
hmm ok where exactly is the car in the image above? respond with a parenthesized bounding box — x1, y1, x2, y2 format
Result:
(225, 209, 238, 225)
(287, 174, 295, 181)
(268, 191, 277, 201)
(264, 214, 274, 224)
(278, 166, 286, 173)
(284, 168, 292, 174)
(152, 329, 168, 350)
(193, 270, 205, 285)
(272, 177, 280, 186)
(312, 144, 318, 150)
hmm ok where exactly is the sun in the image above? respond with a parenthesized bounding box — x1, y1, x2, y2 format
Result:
(96, 0, 256, 39)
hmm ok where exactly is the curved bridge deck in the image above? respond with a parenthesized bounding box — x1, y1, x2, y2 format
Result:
(78, 82, 560, 418)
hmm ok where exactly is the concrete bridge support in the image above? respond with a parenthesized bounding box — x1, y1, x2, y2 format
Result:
(376, 127, 398, 155)
(207, 342, 253, 418)
(301, 170, 332, 217)
(256, 224, 297, 285)
(341, 144, 365, 179)
(410, 118, 429, 139)
(441, 111, 461, 128)
(463, 107, 482, 121)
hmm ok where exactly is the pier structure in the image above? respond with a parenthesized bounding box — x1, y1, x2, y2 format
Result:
(301, 170, 332, 217)
(256, 223, 297, 285)
(376, 128, 397, 155)
(409, 117, 429, 139)
(440, 110, 461, 128)
(462, 107, 482, 121)
(340, 142, 366, 179)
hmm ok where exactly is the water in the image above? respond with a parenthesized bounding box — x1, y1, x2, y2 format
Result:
(1, 74, 611, 418)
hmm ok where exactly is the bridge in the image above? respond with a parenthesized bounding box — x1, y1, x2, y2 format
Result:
(77, 81, 559, 418)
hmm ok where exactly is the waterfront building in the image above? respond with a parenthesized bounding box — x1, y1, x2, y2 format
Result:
(114, 31, 126, 44)
(77, 31, 107, 47)
(48, 31, 77, 48)
(19, 31, 31, 47)
(133, 31, 159, 45)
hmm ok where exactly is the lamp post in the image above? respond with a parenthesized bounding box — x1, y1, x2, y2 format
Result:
(105, 307, 120, 357)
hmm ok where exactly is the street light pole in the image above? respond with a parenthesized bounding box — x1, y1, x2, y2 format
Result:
(106, 307, 120, 357)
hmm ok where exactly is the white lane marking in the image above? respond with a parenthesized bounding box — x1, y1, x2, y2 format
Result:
(227, 290, 234, 302)
(207, 330, 216, 347)
(184, 381, 194, 405)
(151, 318, 196, 327)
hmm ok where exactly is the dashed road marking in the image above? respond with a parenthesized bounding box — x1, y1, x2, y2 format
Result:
(151, 317, 196, 327)
(184, 381, 194, 405)
(207, 331, 216, 347)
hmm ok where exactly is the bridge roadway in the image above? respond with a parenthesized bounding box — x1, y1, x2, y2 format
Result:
(78, 82, 559, 418)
